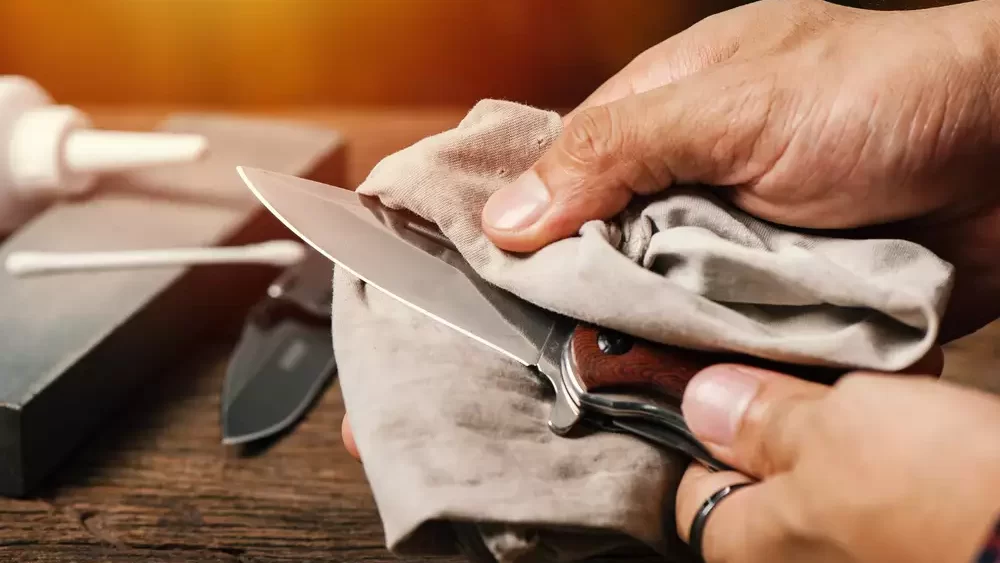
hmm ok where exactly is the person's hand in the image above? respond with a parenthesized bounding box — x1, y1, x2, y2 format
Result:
(480, 0, 1000, 342)
(675, 364, 1000, 563)
(343, 0, 1000, 460)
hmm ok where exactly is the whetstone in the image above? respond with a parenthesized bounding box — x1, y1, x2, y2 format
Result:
(0, 113, 345, 496)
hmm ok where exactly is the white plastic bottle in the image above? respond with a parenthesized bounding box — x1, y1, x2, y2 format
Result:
(0, 76, 209, 234)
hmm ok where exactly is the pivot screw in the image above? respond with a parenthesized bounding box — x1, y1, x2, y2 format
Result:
(597, 330, 633, 355)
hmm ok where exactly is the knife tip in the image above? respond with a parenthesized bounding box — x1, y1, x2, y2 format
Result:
(220, 434, 251, 446)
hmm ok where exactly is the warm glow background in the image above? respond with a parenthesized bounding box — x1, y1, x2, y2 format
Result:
(0, 0, 757, 110)
(0, 0, 957, 110)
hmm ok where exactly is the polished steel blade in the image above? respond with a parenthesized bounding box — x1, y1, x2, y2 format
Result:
(236, 167, 740, 464)
(237, 167, 560, 369)
(237, 167, 582, 431)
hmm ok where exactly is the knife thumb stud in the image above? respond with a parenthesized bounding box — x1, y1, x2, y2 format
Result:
(596, 330, 633, 355)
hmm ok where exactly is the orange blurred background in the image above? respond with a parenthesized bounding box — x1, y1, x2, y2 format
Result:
(0, 0, 956, 111)
(0, 0, 752, 111)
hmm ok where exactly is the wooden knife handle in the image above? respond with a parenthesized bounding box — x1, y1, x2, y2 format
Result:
(569, 324, 844, 403)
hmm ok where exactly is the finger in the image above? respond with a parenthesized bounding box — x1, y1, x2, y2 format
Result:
(675, 463, 795, 563)
(675, 463, 753, 543)
(341, 415, 360, 460)
(481, 62, 773, 253)
(682, 364, 828, 478)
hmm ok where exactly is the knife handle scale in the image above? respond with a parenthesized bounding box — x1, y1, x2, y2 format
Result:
(569, 325, 705, 405)
(569, 325, 846, 402)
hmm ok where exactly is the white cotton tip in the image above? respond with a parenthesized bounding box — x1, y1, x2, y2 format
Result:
(63, 129, 209, 175)
(5, 240, 307, 277)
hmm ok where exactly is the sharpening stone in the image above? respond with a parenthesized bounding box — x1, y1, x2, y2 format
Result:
(0, 113, 345, 496)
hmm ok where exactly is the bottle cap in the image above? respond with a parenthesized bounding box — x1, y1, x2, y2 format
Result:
(8, 105, 208, 197)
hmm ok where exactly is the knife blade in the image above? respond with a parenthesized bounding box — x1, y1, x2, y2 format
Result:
(221, 247, 337, 445)
(234, 166, 840, 469)
(237, 166, 590, 428)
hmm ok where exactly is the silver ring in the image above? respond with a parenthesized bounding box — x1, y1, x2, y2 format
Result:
(689, 482, 751, 561)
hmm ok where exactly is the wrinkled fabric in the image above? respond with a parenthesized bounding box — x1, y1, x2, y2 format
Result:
(334, 272, 685, 561)
(332, 100, 954, 562)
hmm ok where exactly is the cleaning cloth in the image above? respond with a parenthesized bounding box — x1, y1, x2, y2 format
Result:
(332, 100, 954, 562)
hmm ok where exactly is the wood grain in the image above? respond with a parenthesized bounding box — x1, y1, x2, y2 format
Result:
(569, 325, 849, 403)
(0, 332, 465, 563)
(0, 108, 481, 563)
(570, 325, 703, 405)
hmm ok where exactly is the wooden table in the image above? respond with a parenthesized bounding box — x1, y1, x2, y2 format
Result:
(0, 107, 473, 563)
(0, 107, 996, 563)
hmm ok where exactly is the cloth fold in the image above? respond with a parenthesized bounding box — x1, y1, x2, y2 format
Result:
(332, 100, 954, 562)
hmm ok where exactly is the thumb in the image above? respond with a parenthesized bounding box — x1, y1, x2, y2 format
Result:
(682, 365, 828, 478)
(480, 101, 663, 253)
(481, 67, 769, 252)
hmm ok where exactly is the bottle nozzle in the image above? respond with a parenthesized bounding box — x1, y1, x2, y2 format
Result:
(8, 104, 211, 198)
(64, 130, 209, 174)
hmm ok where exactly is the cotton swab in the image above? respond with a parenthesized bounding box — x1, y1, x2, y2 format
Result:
(5, 240, 307, 277)
(62, 130, 208, 175)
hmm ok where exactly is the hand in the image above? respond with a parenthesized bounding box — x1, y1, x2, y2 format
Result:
(338, 0, 782, 462)
(675, 364, 1000, 563)
(480, 0, 1000, 342)
(343, 0, 1000, 460)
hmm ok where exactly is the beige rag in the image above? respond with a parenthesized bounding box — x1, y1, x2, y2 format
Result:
(332, 100, 954, 562)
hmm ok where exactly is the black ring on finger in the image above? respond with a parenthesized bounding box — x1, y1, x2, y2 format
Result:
(689, 482, 751, 561)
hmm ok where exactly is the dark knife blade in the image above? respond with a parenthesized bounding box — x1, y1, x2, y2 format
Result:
(221, 247, 337, 445)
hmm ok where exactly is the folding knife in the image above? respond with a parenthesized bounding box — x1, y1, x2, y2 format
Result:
(235, 167, 841, 469)
(221, 246, 337, 445)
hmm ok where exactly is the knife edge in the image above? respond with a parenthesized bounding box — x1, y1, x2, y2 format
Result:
(237, 166, 541, 370)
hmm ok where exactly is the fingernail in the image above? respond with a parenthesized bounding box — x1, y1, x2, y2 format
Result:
(682, 366, 761, 446)
(482, 170, 551, 231)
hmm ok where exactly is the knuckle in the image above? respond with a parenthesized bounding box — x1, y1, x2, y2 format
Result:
(739, 394, 811, 475)
(753, 403, 793, 474)
(831, 371, 878, 397)
(778, 476, 827, 543)
(564, 105, 625, 169)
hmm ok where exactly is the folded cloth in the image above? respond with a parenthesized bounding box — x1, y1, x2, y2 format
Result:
(332, 100, 955, 562)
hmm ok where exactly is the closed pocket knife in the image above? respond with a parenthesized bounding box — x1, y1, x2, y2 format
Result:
(236, 167, 842, 470)
(221, 247, 337, 445)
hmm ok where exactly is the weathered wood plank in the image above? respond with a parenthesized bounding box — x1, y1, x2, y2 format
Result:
(0, 107, 994, 563)
(0, 109, 473, 562)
